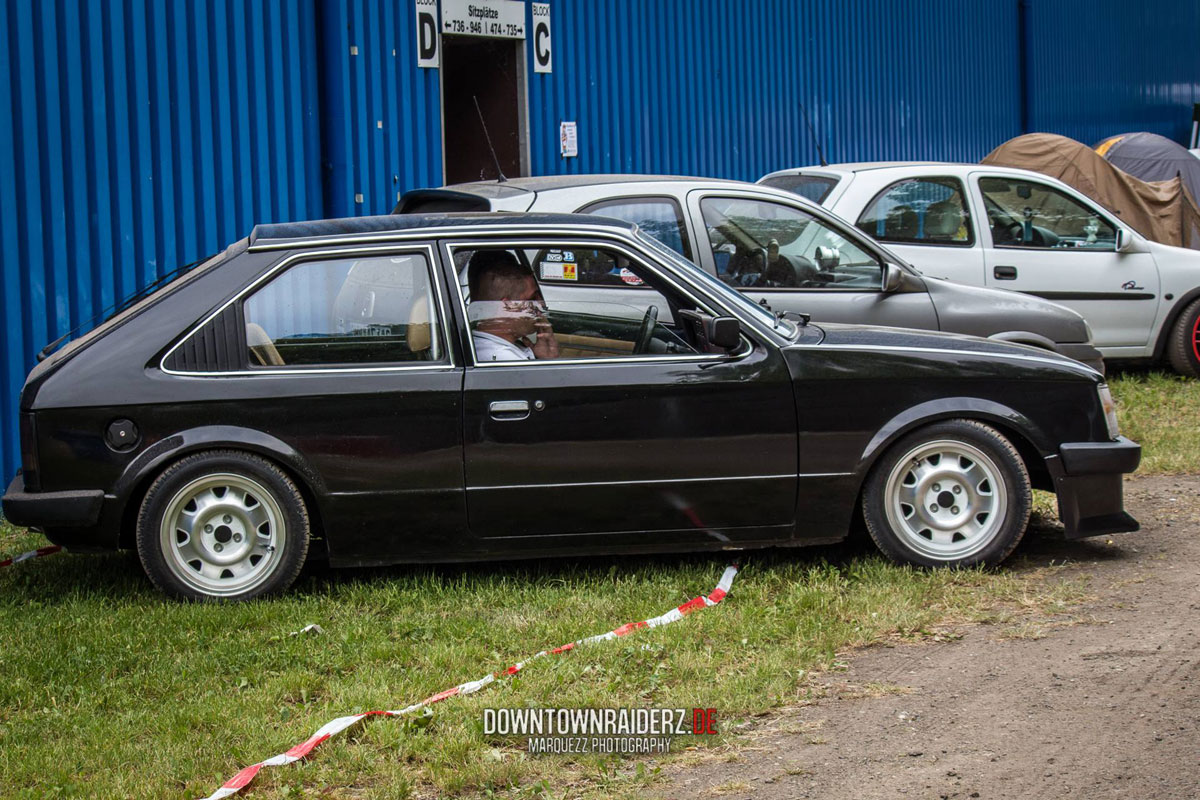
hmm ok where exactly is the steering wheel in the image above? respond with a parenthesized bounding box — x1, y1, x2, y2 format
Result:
(633, 305, 659, 355)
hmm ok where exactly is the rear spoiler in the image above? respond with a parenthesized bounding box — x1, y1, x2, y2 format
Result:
(393, 189, 495, 215)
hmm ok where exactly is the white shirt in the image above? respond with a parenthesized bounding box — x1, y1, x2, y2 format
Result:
(472, 330, 535, 362)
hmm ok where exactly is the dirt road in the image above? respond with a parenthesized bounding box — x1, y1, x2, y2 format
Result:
(661, 476, 1200, 800)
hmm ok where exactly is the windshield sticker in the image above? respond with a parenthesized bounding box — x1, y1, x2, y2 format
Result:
(619, 268, 644, 286)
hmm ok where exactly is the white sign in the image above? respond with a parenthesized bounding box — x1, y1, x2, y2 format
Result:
(415, 0, 439, 68)
(560, 121, 577, 158)
(532, 3, 552, 73)
(441, 0, 525, 39)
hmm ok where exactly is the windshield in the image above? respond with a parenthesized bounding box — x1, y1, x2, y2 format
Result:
(634, 228, 796, 337)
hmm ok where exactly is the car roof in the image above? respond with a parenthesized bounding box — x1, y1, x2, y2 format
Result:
(249, 211, 636, 246)
(443, 174, 748, 194)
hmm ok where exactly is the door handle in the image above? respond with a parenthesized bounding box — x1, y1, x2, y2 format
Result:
(489, 400, 530, 421)
(994, 265, 1018, 280)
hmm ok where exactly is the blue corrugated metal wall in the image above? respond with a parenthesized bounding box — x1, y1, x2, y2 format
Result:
(2, 0, 1197, 484)
(1024, 0, 1200, 145)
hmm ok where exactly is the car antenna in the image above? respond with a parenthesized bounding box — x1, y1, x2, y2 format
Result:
(473, 95, 507, 183)
(801, 103, 828, 167)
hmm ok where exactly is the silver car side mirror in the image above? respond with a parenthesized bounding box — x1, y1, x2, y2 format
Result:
(882, 263, 905, 292)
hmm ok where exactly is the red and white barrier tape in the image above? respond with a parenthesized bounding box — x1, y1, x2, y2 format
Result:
(203, 563, 739, 800)
(0, 545, 61, 569)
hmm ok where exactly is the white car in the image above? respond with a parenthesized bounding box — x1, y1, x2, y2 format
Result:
(760, 163, 1200, 376)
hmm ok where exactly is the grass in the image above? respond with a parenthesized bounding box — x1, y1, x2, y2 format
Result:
(0, 522, 1087, 800)
(1108, 369, 1200, 474)
(0, 367, 1189, 799)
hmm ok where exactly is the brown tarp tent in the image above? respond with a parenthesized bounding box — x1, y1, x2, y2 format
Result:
(982, 133, 1200, 250)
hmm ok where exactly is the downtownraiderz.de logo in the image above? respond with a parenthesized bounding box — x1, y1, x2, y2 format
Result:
(484, 707, 719, 755)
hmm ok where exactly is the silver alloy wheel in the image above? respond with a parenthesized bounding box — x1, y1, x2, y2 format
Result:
(158, 472, 286, 597)
(882, 439, 1008, 562)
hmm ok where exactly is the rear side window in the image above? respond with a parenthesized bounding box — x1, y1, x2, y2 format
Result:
(577, 197, 693, 260)
(759, 174, 839, 204)
(856, 177, 974, 246)
(243, 253, 444, 367)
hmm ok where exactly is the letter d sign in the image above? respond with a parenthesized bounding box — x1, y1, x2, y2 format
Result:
(415, 0, 439, 68)
(532, 3, 552, 73)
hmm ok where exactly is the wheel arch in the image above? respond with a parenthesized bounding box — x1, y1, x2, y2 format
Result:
(854, 398, 1053, 495)
(986, 330, 1057, 351)
(1152, 287, 1200, 361)
(115, 426, 328, 553)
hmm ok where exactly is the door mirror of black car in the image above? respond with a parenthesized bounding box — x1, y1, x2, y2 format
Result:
(710, 316, 742, 350)
(882, 263, 905, 293)
(678, 309, 741, 352)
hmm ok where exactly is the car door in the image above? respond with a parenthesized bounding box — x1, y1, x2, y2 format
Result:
(970, 172, 1161, 348)
(442, 235, 798, 552)
(202, 244, 467, 564)
(686, 190, 939, 329)
(847, 175, 988, 285)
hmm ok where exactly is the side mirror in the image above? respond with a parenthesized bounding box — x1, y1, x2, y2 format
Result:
(1116, 228, 1134, 253)
(882, 263, 905, 292)
(709, 316, 742, 350)
(678, 309, 742, 352)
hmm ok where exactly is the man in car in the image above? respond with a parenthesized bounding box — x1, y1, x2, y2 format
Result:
(467, 250, 560, 361)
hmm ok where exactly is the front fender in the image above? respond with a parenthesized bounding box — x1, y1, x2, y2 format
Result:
(857, 397, 1053, 479)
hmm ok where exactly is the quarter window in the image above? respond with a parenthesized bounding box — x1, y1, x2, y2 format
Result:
(576, 197, 693, 262)
(699, 197, 883, 290)
(978, 177, 1116, 250)
(243, 253, 443, 367)
(856, 177, 974, 246)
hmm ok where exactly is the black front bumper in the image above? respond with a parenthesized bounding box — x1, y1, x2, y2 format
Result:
(1049, 436, 1141, 539)
(3, 472, 105, 529)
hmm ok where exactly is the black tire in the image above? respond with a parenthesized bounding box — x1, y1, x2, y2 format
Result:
(862, 419, 1031, 568)
(1166, 297, 1200, 378)
(136, 450, 310, 601)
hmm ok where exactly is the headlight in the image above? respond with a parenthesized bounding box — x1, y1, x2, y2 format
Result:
(1097, 384, 1119, 439)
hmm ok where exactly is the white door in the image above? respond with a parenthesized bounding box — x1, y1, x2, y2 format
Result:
(970, 172, 1160, 349)
(846, 175, 987, 286)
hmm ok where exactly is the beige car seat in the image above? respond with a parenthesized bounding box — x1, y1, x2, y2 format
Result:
(246, 322, 285, 366)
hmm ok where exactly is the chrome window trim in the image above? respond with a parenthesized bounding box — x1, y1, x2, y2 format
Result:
(787, 343, 1101, 377)
(246, 222, 639, 252)
(160, 243, 457, 377)
(441, 237, 761, 368)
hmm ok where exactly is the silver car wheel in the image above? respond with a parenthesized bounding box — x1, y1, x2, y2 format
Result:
(158, 472, 286, 597)
(883, 439, 1008, 562)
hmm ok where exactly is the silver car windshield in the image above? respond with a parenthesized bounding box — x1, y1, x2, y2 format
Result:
(634, 228, 797, 338)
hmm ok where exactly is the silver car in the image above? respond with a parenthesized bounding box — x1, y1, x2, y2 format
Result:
(398, 175, 1104, 372)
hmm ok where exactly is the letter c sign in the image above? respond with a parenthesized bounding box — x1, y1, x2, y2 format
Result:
(532, 3, 551, 73)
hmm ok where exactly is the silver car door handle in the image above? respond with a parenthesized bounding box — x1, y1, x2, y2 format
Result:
(489, 400, 530, 421)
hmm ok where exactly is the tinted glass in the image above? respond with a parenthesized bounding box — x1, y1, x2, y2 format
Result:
(759, 174, 838, 204)
(700, 197, 882, 290)
(979, 177, 1116, 250)
(244, 253, 442, 366)
(856, 177, 974, 246)
(577, 198, 693, 260)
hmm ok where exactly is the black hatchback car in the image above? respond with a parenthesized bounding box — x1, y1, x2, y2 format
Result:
(3, 213, 1141, 601)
